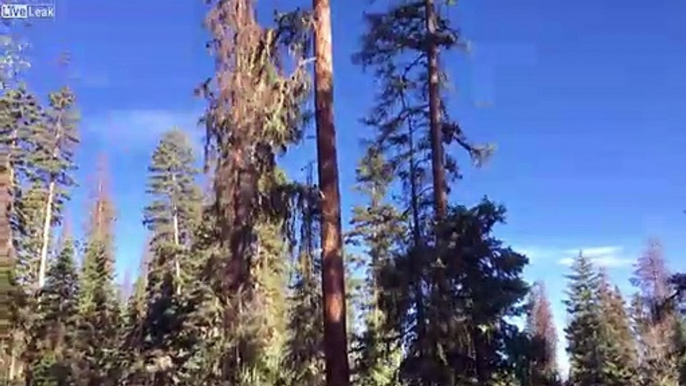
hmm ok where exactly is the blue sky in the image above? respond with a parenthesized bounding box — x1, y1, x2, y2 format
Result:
(12, 0, 686, 375)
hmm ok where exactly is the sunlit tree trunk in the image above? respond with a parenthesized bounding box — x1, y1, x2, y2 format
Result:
(171, 174, 181, 295)
(312, 0, 351, 384)
(38, 179, 56, 289)
(38, 117, 64, 288)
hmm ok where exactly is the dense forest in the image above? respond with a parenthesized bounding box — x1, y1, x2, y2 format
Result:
(1, 0, 686, 386)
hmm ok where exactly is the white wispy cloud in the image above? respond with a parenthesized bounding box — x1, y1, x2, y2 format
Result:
(557, 245, 633, 268)
(516, 246, 561, 261)
(515, 243, 634, 269)
(82, 109, 204, 153)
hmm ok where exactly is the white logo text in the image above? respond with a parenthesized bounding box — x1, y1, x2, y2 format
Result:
(1, 4, 55, 19)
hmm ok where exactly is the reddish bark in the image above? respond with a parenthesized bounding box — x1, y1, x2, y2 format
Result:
(312, 0, 351, 384)
(424, 0, 447, 222)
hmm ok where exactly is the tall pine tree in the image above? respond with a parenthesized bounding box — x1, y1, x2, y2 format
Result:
(36, 87, 79, 289)
(143, 128, 201, 293)
(136, 128, 202, 385)
(565, 253, 634, 386)
(524, 281, 560, 386)
(24, 234, 79, 386)
(197, 1, 312, 382)
(282, 162, 324, 386)
(597, 271, 637, 385)
(631, 239, 679, 386)
(354, 4, 494, 383)
(348, 150, 405, 386)
(75, 159, 120, 386)
(2, 84, 52, 383)
(564, 253, 604, 386)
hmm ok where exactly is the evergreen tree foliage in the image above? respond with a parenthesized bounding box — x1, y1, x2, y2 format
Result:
(564, 253, 603, 386)
(415, 201, 528, 386)
(353, 3, 495, 384)
(128, 128, 202, 385)
(35, 87, 79, 289)
(1, 85, 45, 298)
(75, 164, 120, 386)
(522, 281, 561, 386)
(137, 242, 184, 385)
(24, 236, 79, 386)
(347, 150, 405, 386)
(565, 254, 635, 386)
(631, 239, 680, 386)
(119, 261, 148, 386)
(353, 0, 493, 217)
(0, 83, 74, 384)
(173, 203, 224, 386)
(282, 163, 324, 386)
(143, 128, 201, 292)
(196, 0, 312, 382)
(597, 272, 637, 385)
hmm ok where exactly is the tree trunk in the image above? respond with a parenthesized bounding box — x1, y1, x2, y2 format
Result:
(0, 153, 15, 381)
(171, 173, 181, 295)
(37, 179, 55, 288)
(425, 0, 447, 222)
(312, 0, 351, 384)
(38, 120, 63, 289)
(172, 208, 181, 295)
(406, 105, 426, 354)
(8, 128, 15, 191)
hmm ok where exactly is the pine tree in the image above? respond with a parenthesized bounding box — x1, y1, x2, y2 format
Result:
(347, 150, 405, 386)
(133, 128, 202, 385)
(138, 242, 183, 385)
(197, 1, 312, 382)
(36, 87, 79, 289)
(631, 239, 680, 386)
(244, 166, 295, 385)
(597, 271, 637, 385)
(525, 281, 560, 386)
(1, 84, 48, 383)
(0, 85, 44, 289)
(420, 201, 528, 385)
(143, 128, 201, 293)
(174, 203, 224, 385)
(119, 247, 149, 386)
(354, 3, 494, 382)
(25, 235, 79, 386)
(564, 252, 604, 386)
(75, 160, 120, 386)
(354, 0, 492, 218)
(565, 254, 634, 386)
(282, 162, 324, 386)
